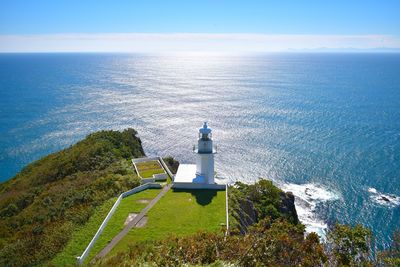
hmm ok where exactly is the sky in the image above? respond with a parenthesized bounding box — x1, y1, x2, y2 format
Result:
(0, 0, 399, 53)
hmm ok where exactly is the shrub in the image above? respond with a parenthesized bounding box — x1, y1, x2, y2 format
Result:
(327, 223, 373, 266)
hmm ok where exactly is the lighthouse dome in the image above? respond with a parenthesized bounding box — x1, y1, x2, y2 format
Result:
(199, 122, 212, 135)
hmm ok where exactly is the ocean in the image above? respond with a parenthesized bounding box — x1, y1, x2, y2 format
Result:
(0, 53, 399, 246)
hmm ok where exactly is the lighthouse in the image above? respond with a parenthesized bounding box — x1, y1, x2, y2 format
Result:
(195, 122, 216, 184)
(173, 122, 225, 189)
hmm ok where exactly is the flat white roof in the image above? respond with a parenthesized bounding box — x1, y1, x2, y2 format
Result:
(174, 164, 206, 183)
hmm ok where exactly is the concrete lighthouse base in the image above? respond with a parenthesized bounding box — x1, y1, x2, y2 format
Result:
(173, 164, 225, 190)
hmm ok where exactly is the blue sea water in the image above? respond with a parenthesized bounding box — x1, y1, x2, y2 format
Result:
(0, 53, 399, 246)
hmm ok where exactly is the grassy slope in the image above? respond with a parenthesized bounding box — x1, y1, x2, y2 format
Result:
(85, 189, 162, 263)
(109, 189, 226, 257)
(0, 129, 145, 267)
(51, 197, 117, 266)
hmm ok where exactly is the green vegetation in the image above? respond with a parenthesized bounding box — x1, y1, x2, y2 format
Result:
(326, 223, 373, 266)
(85, 188, 161, 262)
(97, 179, 396, 267)
(0, 129, 145, 266)
(161, 157, 178, 184)
(230, 179, 299, 228)
(135, 160, 165, 178)
(109, 189, 226, 256)
(51, 197, 117, 266)
(98, 219, 325, 267)
(163, 156, 179, 174)
(378, 231, 400, 267)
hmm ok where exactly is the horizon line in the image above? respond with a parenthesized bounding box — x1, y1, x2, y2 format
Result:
(1, 33, 399, 53)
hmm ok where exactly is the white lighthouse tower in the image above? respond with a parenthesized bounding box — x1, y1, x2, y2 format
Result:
(173, 122, 224, 189)
(195, 122, 216, 184)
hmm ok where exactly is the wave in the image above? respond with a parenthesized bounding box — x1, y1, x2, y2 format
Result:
(368, 187, 400, 208)
(281, 183, 340, 240)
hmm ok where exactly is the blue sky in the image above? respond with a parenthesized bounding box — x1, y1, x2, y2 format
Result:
(1, 0, 399, 52)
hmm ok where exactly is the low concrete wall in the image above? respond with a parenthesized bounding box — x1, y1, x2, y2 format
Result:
(121, 183, 161, 197)
(138, 172, 167, 184)
(141, 178, 155, 184)
(153, 173, 168, 181)
(225, 184, 229, 236)
(132, 156, 160, 163)
(77, 183, 162, 264)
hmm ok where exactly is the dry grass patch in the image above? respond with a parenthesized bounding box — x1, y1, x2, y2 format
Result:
(135, 160, 165, 178)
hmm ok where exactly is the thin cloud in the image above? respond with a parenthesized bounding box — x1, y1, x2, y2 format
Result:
(0, 33, 399, 53)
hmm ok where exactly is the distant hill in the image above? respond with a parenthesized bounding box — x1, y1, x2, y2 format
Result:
(286, 47, 400, 53)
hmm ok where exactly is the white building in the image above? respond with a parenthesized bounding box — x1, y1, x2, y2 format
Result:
(173, 122, 225, 189)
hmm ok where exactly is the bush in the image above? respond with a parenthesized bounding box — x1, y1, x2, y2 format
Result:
(378, 231, 400, 267)
(97, 219, 327, 267)
(0, 203, 19, 217)
(163, 156, 180, 173)
(229, 179, 299, 233)
(327, 223, 373, 266)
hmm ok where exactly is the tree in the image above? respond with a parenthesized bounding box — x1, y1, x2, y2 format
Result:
(378, 230, 400, 267)
(327, 223, 373, 266)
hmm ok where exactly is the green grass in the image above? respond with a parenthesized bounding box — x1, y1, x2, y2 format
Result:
(135, 160, 165, 178)
(109, 189, 226, 256)
(51, 197, 117, 266)
(139, 169, 165, 178)
(85, 189, 161, 263)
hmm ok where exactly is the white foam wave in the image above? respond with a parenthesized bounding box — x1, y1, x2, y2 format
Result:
(368, 187, 377, 194)
(368, 187, 400, 208)
(281, 183, 340, 239)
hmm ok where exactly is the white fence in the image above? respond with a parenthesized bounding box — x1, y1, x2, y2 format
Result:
(225, 184, 229, 236)
(158, 157, 175, 181)
(132, 156, 160, 163)
(77, 182, 162, 264)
